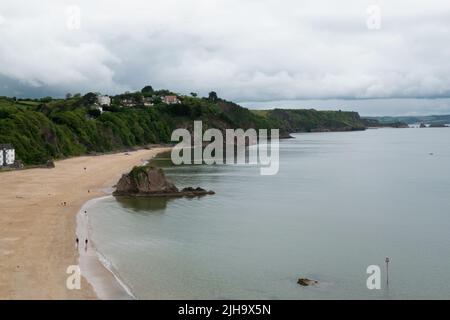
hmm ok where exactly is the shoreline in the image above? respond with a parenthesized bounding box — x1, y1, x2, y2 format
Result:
(76, 148, 173, 300)
(77, 196, 135, 300)
(0, 147, 171, 299)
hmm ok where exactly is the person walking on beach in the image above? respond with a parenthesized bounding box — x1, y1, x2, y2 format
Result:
(76, 237, 79, 249)
(85, 238, 88, 251)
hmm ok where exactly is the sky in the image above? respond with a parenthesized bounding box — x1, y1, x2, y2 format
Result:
(0, 0, 449, 116)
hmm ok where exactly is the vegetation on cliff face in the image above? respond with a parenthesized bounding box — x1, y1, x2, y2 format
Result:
(0, 90, 367, 165)
(254, 108, 366, 132)
(0, 99, 172, 164)
(361, 118, 409, 128)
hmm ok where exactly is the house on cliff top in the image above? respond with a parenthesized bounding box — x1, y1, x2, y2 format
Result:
(162, 95, 181, 105)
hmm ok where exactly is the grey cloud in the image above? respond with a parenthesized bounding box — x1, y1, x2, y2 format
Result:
(1, 0, 450, 114)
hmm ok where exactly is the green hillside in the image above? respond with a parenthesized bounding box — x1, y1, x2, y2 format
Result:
(255, 108, 366, 132)
(0, 91, 367, 165)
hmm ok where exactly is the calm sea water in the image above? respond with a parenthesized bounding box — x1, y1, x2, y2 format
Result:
(88, 128, 450, 299)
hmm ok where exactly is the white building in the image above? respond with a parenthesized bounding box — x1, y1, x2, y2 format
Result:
(143, 97, 154, 107)
(0, 144, 15, 166)
(97, 95, 111, 106)
(120, 99, 136, 107)
(162, 95, 181, 104)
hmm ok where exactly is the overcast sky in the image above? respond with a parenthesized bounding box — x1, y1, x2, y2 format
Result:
(0, 0, 449, 115)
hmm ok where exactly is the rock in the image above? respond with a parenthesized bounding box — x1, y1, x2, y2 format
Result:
(113, 165, 214, 198)
(46, 160, 55, 168)
(297, 278, 318, 287)
(114, 165, 178, 196)
(13, 160, 24, 169)
(181, 187, 215, 196)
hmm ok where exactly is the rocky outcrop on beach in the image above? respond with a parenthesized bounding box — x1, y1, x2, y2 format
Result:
(113, 165, 215, 197)
(297, 278, 319, 287)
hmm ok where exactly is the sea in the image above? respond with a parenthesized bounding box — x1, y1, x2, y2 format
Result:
(86, 128, 450, 299)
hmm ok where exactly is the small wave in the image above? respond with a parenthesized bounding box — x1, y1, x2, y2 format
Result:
(95, 251, 137, 300)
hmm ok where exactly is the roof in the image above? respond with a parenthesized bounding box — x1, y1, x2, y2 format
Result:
(163, 95, 180, 102)
(0, 144, 13, 149)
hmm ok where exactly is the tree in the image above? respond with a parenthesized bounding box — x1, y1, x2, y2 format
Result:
(190, 92, 198, 97)
(65, 93, 73, 100)
(141, 86, 154, 95)
(82, 92, 97, 106)
(208, 91, 218, 102)
(152, 96, 162, 104)
(134, 92, 144, 104)
(155, 89, 171, 96)
(87, 109, 101, 118)
(40, 96, 52, 103)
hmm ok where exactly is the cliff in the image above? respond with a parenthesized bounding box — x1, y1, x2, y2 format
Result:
(1, 93, 367, 165)
(254, 109, 366, 133)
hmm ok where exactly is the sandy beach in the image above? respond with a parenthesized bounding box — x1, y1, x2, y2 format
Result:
(0, 147, 171, 300)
